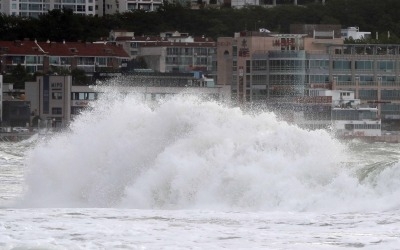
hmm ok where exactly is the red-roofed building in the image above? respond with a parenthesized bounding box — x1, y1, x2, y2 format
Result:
(0, 39, 130, 77)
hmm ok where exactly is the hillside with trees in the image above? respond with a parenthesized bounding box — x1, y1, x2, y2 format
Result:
(0, 0, 400, 43)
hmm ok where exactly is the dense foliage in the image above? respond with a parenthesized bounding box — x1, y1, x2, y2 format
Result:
(1, 0, 400, 43)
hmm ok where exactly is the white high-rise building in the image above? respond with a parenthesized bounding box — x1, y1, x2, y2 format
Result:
(100, 0, 162, 16)
(0, 0, 96, 17)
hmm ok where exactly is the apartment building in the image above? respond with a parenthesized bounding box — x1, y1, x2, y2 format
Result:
(0, 39, 129, 77)
(108, 30, 216, 74)
(0, 0, 96, 17)
(329, 44, 400, 120)
(0, 0, 164, 17)
(216, 27, 400, 123)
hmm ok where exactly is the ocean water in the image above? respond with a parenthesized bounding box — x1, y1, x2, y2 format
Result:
(1, 92, 400, 249)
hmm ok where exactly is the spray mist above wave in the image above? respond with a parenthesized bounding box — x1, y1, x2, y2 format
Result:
(20, 90, 400, 212)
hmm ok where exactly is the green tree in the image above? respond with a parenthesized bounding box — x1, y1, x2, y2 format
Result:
(71, 68, 89, 85)
(6, 64, 34, 89)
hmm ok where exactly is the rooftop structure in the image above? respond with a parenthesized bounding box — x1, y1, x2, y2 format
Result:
(341, 27, 371, 40)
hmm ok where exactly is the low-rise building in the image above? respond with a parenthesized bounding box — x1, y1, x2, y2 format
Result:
(22, 73, 230, 128)
(107, 30, 216, 74)
(0, 39, 130, 78)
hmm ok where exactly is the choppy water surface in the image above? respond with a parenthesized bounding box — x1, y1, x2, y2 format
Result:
(1, 93, 400, 249)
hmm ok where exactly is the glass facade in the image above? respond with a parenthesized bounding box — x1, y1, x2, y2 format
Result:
(165, 47, 213, 73)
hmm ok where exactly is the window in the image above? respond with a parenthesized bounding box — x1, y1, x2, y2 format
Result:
(50, 56, 59, 64)
(76, 5, 85, 11)
(252, 60, 267, 71)
(252, 75, 267, 85)
(359, 75, 373, 82)
(336, 75, 351, 82)
(232, 46, 237, 57)
(309, 60, 329, 69)
(381, 90, 400, 100)
(310, 75, 329, 83)
(359, 90, 377, 100)
(382, 76, 395, 82)
(96, 57, 107, 66)
(71, 92, 96, 100)
(378, 60, 395, 72)
(26, 56, 37, 64)
(355, 60, 373, 70)
(52, 92, 63, 100)
(52, 107, 62, 115)
(333, 60, 351, 70)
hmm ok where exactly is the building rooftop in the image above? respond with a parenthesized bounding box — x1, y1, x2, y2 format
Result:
(0, 40, 130, 58)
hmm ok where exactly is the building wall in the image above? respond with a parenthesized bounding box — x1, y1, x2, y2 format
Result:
(216, 37, 234, 86)
(330, 44, 400, 119)
(139, 47, 164, 72)
(24, 75, 72, 128)
(217, 32, 400, 120)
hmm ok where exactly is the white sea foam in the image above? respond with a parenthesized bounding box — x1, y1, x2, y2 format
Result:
(18, 92, 400, 212)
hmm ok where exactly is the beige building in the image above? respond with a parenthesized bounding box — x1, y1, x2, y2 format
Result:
(217, 30, 343, 103)
(217, 28, 400, 124)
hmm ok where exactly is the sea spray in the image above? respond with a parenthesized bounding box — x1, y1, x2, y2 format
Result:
(19, 92, 400, 212)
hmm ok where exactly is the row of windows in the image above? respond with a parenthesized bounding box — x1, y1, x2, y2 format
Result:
(245, 59, 400, 71)
(71, 92, 97, 100)
(242, 74, 400, 87)
(308, 75, 329, 83)
(381, 104, 400, 111)
(166, 56, 209, 65)
(269, 74, 303, 85)
(167, 48, 215, 56)
(19, 4, 50, 10)
(309, 60, 329, 69)
(7, 56, 109, 66)
(333, 60, 396, 71)
(332, 110, 377, 120)
(381, 90, 400, 100)
(54, 4, 93, 11)
(269, 59, 305, 70)
(344, 124, 381, 130)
